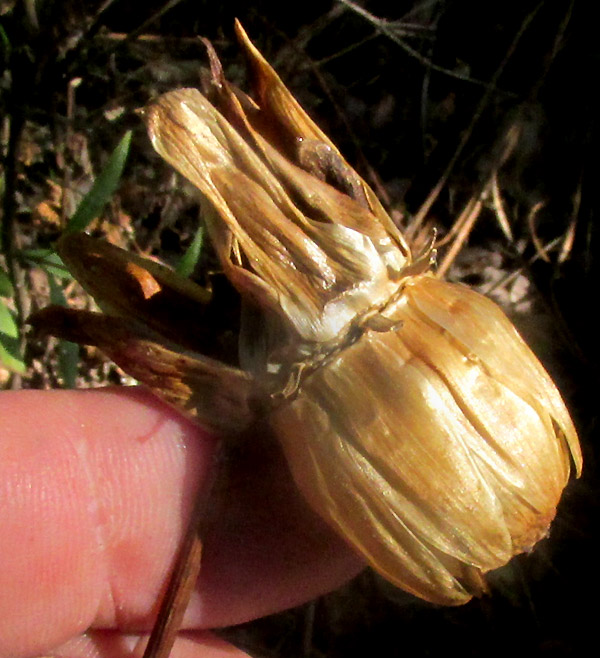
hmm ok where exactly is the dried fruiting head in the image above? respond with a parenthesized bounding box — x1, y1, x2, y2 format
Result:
(31, 20, 582, 606)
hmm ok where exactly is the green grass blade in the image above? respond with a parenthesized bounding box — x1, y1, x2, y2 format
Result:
(0, 339, 26, 374)
(20, 248, 73, 280)
(48, 275, 79, 388)
(64, 130, 132, 234)
(176, 226, 205, 278)
(0, 299, 25, 374)
(0, 298, 18, 339)
(0, 266, 13, 296)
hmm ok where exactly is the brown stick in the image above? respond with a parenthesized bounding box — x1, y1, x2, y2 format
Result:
(142, 440, 223, 658)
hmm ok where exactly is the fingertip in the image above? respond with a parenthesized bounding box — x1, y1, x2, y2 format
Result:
(134, 632, 252, 658)
(48, 630, 251, 658)
(0, 387, 218, 656)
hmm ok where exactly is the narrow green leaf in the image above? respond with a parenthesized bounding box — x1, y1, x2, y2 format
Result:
(176, 226, 205, 278)
(48, 275, 79, 388)
(0, 338, 26, 374)
(0, 299, 18, 339)
(0, 300, 25, 374)
(20, 248, 73, 280)
(0, 24, 10, 59)
(48, 273, 68, 307)
(64, 130, 132, 234)
(0, 266, 13, 296)
(57, 339, 79, 389)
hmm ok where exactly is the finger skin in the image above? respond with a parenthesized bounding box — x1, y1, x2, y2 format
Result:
(50, 630, 250, 658)
(0, 388, 363, 657)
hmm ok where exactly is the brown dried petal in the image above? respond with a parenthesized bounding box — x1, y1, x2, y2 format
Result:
(57, 233, 212, 354)
(144, 88, 406, 344)
(31, 306, 259, 434)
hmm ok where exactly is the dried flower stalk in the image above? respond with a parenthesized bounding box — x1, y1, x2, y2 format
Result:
(31, 18, 582, 655)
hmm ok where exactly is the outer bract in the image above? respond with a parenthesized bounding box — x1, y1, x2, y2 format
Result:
(272, 274, 579, 603)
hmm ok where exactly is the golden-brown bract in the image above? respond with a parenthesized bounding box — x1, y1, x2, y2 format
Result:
(272, 274, 579, 604)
